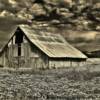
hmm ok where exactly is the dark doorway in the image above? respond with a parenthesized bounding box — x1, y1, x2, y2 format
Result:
(15, 28, 23, 44)
(15, 28, 23, 56)
(18, 44, 21, 56)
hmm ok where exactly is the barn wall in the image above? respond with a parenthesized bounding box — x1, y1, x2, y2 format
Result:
(79, 61, 86, 66)
(49, 60, 70, 68)
(0, 54, 5, 67)
(29, 43, 49, 69)
(7, 43, 29, 68)
(0, 56, 2, 66)
(49, 59, 86, 68)
(0, 49, 9, 67)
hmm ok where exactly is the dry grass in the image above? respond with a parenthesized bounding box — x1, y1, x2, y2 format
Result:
(0, 64, 100, 99)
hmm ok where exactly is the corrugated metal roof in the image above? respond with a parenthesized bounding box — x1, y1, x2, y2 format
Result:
(20, 25, 87, 58)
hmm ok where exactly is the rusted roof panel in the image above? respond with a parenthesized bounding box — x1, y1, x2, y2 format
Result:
(20, 25, 87, 58)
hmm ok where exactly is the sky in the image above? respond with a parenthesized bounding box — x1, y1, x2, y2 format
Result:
(0, 0, 34, 31)
(0, 0, 99, 51)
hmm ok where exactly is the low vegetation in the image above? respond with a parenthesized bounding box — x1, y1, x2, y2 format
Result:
(0, 64, 100, 100)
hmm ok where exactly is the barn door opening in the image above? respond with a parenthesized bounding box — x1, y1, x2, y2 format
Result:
(18, 44, 21, 56)
(15, 28, 23, 56)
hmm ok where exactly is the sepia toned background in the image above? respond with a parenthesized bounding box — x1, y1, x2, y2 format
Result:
(0, 1, 99, 100)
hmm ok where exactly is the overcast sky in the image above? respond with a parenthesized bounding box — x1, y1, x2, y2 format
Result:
(0, 0, 99, 46)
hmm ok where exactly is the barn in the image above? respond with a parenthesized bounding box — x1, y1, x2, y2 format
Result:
(0, 25, 87, 69)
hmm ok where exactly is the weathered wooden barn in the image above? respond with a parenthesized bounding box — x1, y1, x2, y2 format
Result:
(0, 25, 87, 69)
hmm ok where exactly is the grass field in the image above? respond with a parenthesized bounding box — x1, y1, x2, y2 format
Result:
(0, 63, 100, 100)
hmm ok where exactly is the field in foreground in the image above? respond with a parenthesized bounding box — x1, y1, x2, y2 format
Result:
(0, 65, 100, 100)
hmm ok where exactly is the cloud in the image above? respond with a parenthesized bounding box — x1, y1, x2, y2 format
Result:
(0, 0, 33, 13)
(0, 0, 33, 31)
(0, 16, 32, 31)
(61, 30, 99, 43)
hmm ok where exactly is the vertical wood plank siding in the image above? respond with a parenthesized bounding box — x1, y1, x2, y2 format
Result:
(0, 41, 86, 68)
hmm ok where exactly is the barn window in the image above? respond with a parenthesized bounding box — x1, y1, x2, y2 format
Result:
(15, 28, 23, 56)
